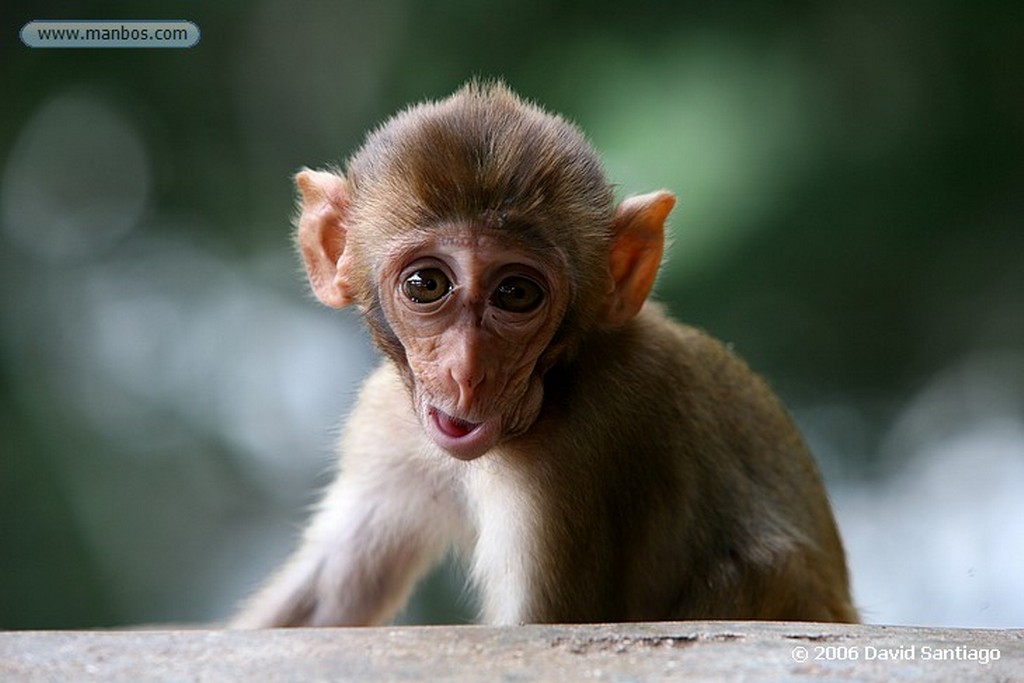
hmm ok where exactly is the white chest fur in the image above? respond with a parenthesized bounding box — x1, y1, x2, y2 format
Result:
(463, 458, 542, 625)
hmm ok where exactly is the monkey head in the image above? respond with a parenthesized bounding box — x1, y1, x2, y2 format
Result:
(292, 82, 674, 460)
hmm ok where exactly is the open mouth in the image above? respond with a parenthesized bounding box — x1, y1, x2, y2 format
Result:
(426, 406, 496, 460)
(432, 409, 480, 438)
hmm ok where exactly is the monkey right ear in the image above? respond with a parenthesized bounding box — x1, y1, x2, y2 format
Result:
(295, 169, 355, 309)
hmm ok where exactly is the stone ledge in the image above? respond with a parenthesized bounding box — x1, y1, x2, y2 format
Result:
(1, 621, 1021, 682)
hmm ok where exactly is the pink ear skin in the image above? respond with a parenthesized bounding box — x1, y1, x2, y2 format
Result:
(295, 169, 356, 309)
(604, 191, 676, 326)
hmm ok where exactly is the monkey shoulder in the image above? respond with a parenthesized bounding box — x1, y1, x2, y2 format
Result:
(637, 305, 792, 422)
(338, 363, 451, 476)
(563, 303, 814, 483)
(577, 303, 771, 412)
(346, 362, 414, 425)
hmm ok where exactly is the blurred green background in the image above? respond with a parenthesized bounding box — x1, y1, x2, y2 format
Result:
(2, 2, 1022, 629)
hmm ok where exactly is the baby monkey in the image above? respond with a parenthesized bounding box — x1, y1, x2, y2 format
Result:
(235, 81, 857, 627)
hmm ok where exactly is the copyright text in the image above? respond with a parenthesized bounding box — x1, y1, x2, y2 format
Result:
(792, 644, 1001, 665)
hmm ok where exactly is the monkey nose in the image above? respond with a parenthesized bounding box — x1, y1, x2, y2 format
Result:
(449, 366, 485, 409)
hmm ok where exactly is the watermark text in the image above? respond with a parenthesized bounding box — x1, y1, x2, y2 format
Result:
(21, 20, 199, 49)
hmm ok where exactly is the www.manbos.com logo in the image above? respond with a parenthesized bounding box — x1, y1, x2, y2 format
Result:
(21, 20, 200, 48)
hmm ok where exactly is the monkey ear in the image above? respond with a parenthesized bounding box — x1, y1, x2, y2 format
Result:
(604, 191, 676, 325)
(295, 169, 355, 309)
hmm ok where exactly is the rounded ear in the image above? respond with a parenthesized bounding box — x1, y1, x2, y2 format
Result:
(603, 191, 676, 325)
(294, 169, 355, 309)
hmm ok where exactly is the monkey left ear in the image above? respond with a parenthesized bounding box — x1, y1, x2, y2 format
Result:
(604, 191, 676, 325)
(295, 169, 356, 309)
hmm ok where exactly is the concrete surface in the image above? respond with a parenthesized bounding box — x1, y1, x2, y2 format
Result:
(1, 620, 1021, 682)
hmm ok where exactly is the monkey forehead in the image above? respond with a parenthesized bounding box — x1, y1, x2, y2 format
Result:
(345, 82, 615, 246)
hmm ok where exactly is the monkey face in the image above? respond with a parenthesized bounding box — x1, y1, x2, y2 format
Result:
(377, 227, 570, 460)
(290, 82, 670, 462)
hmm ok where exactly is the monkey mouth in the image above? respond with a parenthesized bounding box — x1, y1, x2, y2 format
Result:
(434, 410, 479, 438)
(426, 407, 497, 461)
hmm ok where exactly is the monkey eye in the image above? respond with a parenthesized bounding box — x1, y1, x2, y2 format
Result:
(403, 268, 452, 304)
(491, 276, 544, 313)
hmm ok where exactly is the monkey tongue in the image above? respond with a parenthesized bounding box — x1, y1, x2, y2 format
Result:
(427, 407, 498, 460)
(434, 410, 480, 438)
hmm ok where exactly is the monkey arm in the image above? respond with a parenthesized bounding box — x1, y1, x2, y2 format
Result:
(233, 364, 464, 628)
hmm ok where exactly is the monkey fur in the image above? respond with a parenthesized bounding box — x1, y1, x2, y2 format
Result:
(234, 81, 857, 627)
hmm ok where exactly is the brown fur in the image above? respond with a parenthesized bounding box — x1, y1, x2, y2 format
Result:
(509, 304, 856, 622)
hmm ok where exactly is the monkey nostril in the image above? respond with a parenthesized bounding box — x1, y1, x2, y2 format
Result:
(448, 369, 477, 411)
(450, 366, 485, 391)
